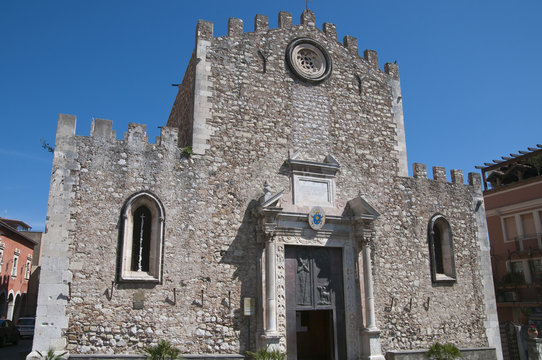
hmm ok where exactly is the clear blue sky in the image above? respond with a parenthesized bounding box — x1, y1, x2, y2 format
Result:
(1, 0, 541, 230)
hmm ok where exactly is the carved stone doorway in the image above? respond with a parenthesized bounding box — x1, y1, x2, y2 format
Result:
(285, 246, 346, 360)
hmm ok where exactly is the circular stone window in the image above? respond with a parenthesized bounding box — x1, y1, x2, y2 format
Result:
(286, 38, 332, 84)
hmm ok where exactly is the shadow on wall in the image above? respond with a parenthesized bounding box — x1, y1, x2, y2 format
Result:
(220, 199, 261, 353)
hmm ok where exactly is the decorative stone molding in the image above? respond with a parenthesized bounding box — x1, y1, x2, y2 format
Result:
(286, 38, 332, 84)
(255, 156, 383, 358)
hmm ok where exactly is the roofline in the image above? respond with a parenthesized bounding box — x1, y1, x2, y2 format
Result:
(477, 145, 542, 191)
(0, 220, 38, 246)
(0, 218, 32, 230)
(476, 145, 542, 172)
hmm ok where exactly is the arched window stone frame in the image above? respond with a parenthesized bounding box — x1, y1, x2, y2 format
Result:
(118, 191, 165, 283)
(428, 214, 456, 284)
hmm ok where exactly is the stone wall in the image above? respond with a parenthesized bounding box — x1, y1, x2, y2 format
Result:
(57, 120, 253, 355)
(168, 50, 197, 148)
(386, 347, 497, 360)
(375, 167, 489, 351)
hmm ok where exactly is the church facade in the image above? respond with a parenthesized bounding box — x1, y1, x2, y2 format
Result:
(31, 10, 502, 360)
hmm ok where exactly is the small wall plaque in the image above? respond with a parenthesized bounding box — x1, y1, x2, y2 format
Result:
(244, 297, 255, 316)
(133, 291, 145, 310)
(133, 300, 144, 310)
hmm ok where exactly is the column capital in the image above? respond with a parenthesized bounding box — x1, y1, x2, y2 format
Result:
(354, 219, 376, 244)
(257, 206, 281, 241)
(263, 228, 276, 242)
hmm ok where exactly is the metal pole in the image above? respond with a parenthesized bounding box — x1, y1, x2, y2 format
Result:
(247, 317, 251, 352)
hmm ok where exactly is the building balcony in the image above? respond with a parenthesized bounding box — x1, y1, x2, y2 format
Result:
(511, 233, 542, 252)
(495, 273, 542, 305)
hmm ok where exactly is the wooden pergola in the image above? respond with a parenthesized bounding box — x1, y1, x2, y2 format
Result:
(475, 144, 542, 191)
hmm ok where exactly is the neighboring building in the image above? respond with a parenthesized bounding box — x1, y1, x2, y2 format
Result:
(30, 10, 501, 360)
(0, 218, 37, 321)
(477, 144, 542, 359)
(24, 230, 44, 317)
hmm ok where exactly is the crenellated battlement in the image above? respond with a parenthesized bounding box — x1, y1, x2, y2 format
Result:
(412, 162, 481, 187)
(194, 10, 398, 78)
(179, 10, 404, 156)
(57, 114, 179, 149)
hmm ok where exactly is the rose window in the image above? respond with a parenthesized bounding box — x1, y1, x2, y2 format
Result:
(294, 46, 325, 78)
(286, 38, 332, 84)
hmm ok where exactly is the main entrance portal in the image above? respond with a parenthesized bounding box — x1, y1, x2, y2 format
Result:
(285, 246, 346, 360)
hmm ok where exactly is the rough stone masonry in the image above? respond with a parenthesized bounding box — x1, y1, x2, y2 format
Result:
(30, 10, 502, 360)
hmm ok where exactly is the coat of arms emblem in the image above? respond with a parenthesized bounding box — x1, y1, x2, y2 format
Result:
(308, 206, 325, 230)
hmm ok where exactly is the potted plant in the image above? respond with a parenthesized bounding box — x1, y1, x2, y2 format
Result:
(246, 348, 287, 360)
(425, 342, 461, 360)
(36, 349, 68, 360)
(144, 340, 182, 360)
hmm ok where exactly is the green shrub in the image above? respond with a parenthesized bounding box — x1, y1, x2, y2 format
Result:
(246, 347, 287, 360)
(144, 340, 182, 360)
(425, 342, 461, 360)
(181, 146, 194, 157)
(36, 349, 68, 360)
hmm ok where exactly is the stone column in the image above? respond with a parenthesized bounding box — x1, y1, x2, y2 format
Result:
(362, 239, 377, 331)
(360, 229, 385, 360)
(265, 235, 278, 335)
(260, 232, 280, 349)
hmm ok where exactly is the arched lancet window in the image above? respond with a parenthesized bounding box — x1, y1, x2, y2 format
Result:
(119, 192, 165, 282)
(428, 214, 456, 284)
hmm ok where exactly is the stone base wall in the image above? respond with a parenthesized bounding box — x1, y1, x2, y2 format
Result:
(69, 354, 244, 360)
(386, 347, 497, 360)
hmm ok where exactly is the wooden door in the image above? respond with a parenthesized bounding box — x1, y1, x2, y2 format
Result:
(285, 246, 346, 360)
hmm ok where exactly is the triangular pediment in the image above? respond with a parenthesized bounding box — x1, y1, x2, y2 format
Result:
(346, 196, 380, 221)
(286, 150, 340, 176)
(260, 190, 285, 208)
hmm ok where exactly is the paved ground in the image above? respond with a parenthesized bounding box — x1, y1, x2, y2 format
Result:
(0, 337, 32, 360)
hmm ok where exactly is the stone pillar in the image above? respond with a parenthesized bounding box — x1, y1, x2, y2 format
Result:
(385, 61, 408, 178)
(362, 240, 377, 330)
(192, 20, 214, 155)
(261, 234, 280, 349)
(29, 114, 76, 360)
(265, 236, 277, 334)
(360, 230, 385, 360)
